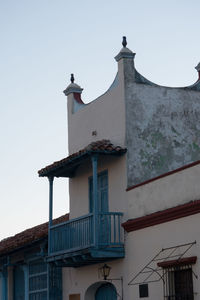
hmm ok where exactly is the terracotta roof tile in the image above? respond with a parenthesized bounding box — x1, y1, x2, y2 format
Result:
(0, 214, 69, 256)
(38, 140, 126, 177)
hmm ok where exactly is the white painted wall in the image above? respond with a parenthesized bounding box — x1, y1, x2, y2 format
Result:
(62, 213, 200, 300)
(127, 163, 200, 219)
(125, 213, 200, 300)
(67, 72, 126, 155)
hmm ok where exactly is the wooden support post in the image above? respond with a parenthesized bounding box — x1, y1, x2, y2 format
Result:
(2, 267, 7, 300)
(22, 265, 29, 300)
(0, 272, 3, 300)
(47, 263, 50, 300)
(48, 176, 54, 255)
(91, 155, 98, 248)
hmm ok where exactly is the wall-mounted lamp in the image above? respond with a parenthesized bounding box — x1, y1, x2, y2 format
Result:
(99, 264, 111, 280)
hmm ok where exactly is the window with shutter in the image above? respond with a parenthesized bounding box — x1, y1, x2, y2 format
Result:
(29, 260, 47, 300)
(89, 170, 108, 213)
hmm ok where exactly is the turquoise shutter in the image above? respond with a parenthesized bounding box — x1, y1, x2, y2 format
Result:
(98, 172, 108, 212)
(89, 171, 108, 213)
(89, 176, 93, 213)
(49, 264, 62, 300)
(29, 260, 47, 300)
(14, 266, 25, 300)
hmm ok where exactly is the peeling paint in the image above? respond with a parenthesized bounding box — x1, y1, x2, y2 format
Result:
(125, 66, 200, 187)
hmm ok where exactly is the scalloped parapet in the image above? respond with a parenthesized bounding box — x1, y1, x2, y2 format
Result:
(135, 69, 200, 91)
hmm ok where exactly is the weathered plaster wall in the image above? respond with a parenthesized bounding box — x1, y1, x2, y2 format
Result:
(125, 76, 200, 187)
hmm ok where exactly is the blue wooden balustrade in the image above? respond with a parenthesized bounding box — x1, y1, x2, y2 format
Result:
(49, 212, 123, 255)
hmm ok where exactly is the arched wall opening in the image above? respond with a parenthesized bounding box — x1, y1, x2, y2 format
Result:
(84, 281, 117, 300)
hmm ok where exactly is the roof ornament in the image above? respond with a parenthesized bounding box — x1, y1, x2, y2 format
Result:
(122, 36, 127, 48)
(195, 63, 200, 80)
(63, 73, 83, 96)
(71, 73, 75, 83)
(115, 36, 135, 62)
(195, 63, 200, 72)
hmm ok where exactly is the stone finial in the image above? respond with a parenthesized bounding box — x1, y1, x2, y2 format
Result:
(195, 63, 200, 80)
(114, 36, 135, 62)
(195, 63, 200, 72)
(71, 73, 74, 83)
(63, 74, 83, 96)
(122, 36, 127, 48)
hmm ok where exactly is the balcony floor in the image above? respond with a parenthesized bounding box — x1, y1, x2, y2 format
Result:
(47, 246, 125, 267)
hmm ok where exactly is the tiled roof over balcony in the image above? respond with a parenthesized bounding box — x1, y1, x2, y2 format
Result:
(0, 214, 69, 256)
(38, 140, 126, 178)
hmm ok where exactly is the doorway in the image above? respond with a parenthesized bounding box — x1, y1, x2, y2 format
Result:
(95, 283, 117, 300)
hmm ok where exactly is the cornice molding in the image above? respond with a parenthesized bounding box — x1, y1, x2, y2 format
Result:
(122, 200, 200, 232)
(157, 256, 197, 268)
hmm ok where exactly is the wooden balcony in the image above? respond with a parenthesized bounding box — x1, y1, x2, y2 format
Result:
(47, 212, 124, 267)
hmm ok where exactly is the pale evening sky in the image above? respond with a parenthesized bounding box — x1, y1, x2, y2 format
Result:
(0, 0, 200, 240)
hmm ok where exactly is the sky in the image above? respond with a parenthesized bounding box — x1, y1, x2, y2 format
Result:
(0, 0, 200, 240)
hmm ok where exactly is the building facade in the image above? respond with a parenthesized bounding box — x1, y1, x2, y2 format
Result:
(2, 37, 200, 300)
(38, 37, 200, 299)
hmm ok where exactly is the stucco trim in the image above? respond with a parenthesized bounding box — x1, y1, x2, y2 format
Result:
(157, 256, 197, 268)
(126, 160, 200, 192)
(122, 200, 200, 232)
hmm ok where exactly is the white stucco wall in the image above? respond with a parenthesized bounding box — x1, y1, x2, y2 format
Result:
(127, 163, 200, 219)
(67, 71, 126, 155)
(62, 212, 200, 300)
(125, 213, 200, 300)
(62, 258, 127, 300)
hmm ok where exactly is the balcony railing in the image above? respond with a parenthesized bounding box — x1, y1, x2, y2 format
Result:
(49, 212, 123, 255)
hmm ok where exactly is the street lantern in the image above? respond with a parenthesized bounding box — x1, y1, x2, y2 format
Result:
(100, 264, 111, 280)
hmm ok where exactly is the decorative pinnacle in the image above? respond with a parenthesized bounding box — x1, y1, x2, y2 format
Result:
(122, 36, 127, 48)
(71, 73, 74, 83)
(195, 63, 200, 72)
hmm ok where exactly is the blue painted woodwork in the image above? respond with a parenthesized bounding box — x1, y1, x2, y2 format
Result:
(14, 266, 25, 300)
(50, 213, 93, 253)
(49, 264, 62, 300)
(50, 212, 123, 254)
(92, 155, 98, 248)
(2, 268, 8, 300)
(29, 260, 47, 300)
(95, 283, 117, 300)
(47, 156, 124, 266)
(48, 176, 54, 255)
(89, 170, 108, 213)
(22, 265, 28, 300)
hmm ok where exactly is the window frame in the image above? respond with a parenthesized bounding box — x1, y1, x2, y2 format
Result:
(163, 264, 195, 300)
(88, 170, 109, 213)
